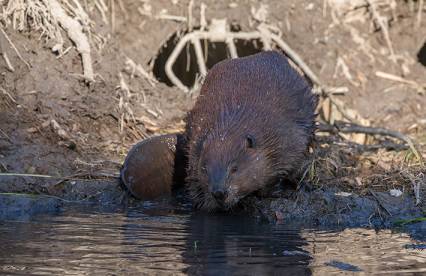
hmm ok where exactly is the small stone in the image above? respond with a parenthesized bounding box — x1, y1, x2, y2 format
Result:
(335, 192, 352, 197)
(306, 3, 314, 10)
(389, 189, 402, 197)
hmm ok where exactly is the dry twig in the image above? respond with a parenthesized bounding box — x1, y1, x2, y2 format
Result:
(0, 87, 18, 105)
(125, 57, 157, 87)
(0, 128, 13, 144)
(0, 27, 30, 69)
(366, 0, 396, 63)
(402, 172, 423, 206)
(187, 0, 194, 32)
(318, 122, 422, 161)
(417, 0, 424, 28)
(0, 31, 14, 72)
(375, 71, 426, 93)
(369, 189, 392, 216)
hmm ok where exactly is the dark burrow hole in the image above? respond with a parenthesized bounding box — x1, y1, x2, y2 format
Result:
(152, 28, 264, 88)
(418, 41, 426, 67)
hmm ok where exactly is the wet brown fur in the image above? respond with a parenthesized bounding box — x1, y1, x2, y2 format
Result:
(121, 134, 186, 200)
(185, 51, 318, 211)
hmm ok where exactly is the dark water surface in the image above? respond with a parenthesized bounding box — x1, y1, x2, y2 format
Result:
(0, 202, 425, 275)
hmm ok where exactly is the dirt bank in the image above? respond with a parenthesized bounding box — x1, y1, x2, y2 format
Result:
(0, 0, 425, 225)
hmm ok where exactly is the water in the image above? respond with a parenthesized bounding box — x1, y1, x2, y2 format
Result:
(0, 203, 425, 275)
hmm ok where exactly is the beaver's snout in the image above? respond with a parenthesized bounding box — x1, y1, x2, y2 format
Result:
(211, 189, 227, 201)
(207, 167, 229, 202)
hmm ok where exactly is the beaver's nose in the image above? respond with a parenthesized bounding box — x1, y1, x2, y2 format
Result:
(212, 189, 225, 201)
(208, 165, 227, 201)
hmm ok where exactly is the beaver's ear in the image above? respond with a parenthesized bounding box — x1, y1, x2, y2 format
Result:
(245, 134, 256, 149)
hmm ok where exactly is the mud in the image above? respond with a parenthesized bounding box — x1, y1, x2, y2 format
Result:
(0, 0, 425, 229)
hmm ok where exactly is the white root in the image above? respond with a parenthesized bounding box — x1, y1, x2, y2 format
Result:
(366, 0, 396, 63)
(0, 28, 14, 71)
(0, 27, 30, 69)
(125, 57, 157, 87)
(187, 0, 194, 32)
(417, 0, 424, 28)
(164, 19, 325, 93)
(47, 0, 94, 82)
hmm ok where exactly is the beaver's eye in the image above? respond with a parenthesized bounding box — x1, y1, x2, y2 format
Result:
(230, 165, 238, 173)
(245, 134, 256, 149)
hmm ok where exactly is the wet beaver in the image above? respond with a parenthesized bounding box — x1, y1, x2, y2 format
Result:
(121, 134, 186, 200)
(121, 51, 317, 210)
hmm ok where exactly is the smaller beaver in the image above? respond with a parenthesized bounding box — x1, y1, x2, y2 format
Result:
(121, 51, 317, 211)
(120, 134, 186, 200)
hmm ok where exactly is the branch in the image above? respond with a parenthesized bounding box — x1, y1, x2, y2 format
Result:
(318, 122, 422, 161)
(0, 27, 31, 69)
(47, 0, 94, 82)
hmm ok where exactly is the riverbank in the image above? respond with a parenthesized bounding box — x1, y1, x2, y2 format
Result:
(0, 0, 425, 228)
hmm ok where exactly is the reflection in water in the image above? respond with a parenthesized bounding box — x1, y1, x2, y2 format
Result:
(0, 205, 425, 275)
(302, 228, 426, 274)
(183, 214, 311, 275)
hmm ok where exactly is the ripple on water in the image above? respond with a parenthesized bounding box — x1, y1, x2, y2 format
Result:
(0, 207, 425, 275)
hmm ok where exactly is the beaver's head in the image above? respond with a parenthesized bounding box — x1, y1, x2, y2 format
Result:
(190, 129, 275, 211)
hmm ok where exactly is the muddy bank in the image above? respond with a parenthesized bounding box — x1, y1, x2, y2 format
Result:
(1, 177, 424, 232)
(252, 186, 425, 228)
(0, 0, 425, 237)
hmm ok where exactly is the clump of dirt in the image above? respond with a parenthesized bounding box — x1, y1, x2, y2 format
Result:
(0, 0, 425, 222)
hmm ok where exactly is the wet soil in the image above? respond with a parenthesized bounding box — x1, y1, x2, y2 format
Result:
(0, 0, 425, 225)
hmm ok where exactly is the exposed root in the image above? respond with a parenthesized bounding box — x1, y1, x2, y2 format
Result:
(318, 122, 422, 162)
(47, 0, 94, 82)
(0, 127, 13, 144)
(163, 18, 339, 93)
(94, 0, 108, 24)
(0, 32, 14, 71)
(0, 87, 17, 104)
(117, 72, 136, 134)
(366, 0, 396, 63)
(124, 57, 157, 87)
(2, 0, 63, 42)
(187, 0, 194, 32)
(1, 0, 94, 81)
(417, 0, 424, 28)
(0, 27, 30, 69)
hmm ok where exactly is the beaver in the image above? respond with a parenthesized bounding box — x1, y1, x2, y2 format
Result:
(120, 134, 186, 200)
(121, 51, 317, 210)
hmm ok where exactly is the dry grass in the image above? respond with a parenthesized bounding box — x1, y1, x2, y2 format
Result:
(1, 0, 94, 80)
(1, 0, 63, 41)
(300, 134, 425, 204)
